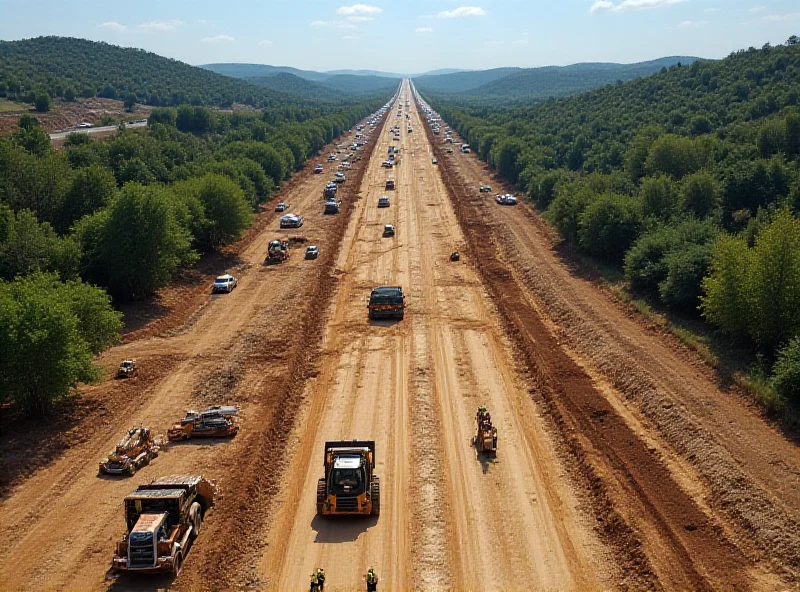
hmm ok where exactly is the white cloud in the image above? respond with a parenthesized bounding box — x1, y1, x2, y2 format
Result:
(590, 0, 685, 13)
(761, 12, 800, 21)
(590, 1, 614, 13)
(438, 6, 487, 18)
(346, 16, 375, 22)
(415, 27, 433, 33)
(336, 4, 382, 16)
(137, 20, 182, 33)
(671, 20, 708, 28)
(98, 21, 127, 32)
(202, 35, 235, 42)
(258, 39, 273, 46)
(311, 20, 357, 29)
(749, 5, 766, 13)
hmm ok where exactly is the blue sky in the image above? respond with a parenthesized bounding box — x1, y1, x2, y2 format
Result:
(1, 0, 798, 72)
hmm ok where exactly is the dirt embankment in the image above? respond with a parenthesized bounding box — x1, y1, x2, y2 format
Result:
(0, 97, 151, 135)
(422, 100, 780, 590)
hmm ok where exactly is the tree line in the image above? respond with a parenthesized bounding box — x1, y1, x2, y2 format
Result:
(423, 40, 800, 405)
(0, 37, 369, 110)
(0, 98, 384, 415)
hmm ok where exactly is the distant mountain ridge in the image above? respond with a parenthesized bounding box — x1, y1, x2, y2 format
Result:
(414, 56, 700, 102)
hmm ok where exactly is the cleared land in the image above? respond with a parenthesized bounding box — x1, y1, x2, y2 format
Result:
(0, 81, 797, 592)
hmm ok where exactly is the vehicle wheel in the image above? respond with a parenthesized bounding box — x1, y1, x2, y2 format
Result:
(316, 478, 327, 515)
(371, 476, 380, 516)
(126, 463, 136, 476)
(172, 552, 182, 576)
(189, 502, 202, 538)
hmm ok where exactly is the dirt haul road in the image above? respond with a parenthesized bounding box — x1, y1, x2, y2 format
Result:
(0, 121, 380, 591)
(416, 85, 800, 589)
(254, 81, 606, 591)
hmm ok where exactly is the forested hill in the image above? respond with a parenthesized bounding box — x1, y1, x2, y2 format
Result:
(245, 73, 347, 100)
(414, 57, 697, 101)
(463, 57, 698, 101)
(426, 41, 800, 391)
(202, 63, 330, 82)
(0, 37, 319, 108)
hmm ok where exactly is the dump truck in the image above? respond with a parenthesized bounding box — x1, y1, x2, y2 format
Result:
(316, 440, 380, 516)
(474, 409, 498, 456)
(167, 406, 239, 441)
(368, 286, 404, 320)
(100, 426, 159, 476)
(111, 475, 215, 575)
(267, 239, 290, 263)
(117, 359, 138, 379)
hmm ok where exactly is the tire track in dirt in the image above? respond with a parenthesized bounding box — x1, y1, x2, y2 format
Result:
(418, 88, 761, 591)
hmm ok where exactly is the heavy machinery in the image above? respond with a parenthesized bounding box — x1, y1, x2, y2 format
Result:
(267, 239, 290, 263)
(111, 475, 215, 574)
(99, 426, 159, 476)
(316, 440, 380, 516)
(368, 286, 404, 320)
(474, 409, 498, 456)
(117, 359, 138, 378)
(167, 406, 239, 441)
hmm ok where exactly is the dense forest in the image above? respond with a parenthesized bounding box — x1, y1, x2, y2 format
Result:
(413, 57, 696, 102)
(423, 40, 800, 406)
(0, 37, 353, 108)
(0, 94, 386, 415)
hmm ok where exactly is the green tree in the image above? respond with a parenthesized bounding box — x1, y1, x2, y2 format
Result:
(771, 336, 800, 402)
(57, 164, 118, 233)
(80, 183, 197, 299)
(639, 175, 679, 220)
(680, 170, 720, 218)
(174, 174, 252, 248)
(577, 193, 642, 262)
(659, 243, 713, 311)
(34, 91, 52, 113)
(0, 273, 119, 414)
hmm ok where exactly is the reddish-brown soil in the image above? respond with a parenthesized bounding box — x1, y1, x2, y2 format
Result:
(0, 98, 151, 135)
(1, 83, 798, 592)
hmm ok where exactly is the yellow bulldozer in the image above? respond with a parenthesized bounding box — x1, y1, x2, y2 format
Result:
(316, 440, 380, 516)
(99, 426, 160, 476)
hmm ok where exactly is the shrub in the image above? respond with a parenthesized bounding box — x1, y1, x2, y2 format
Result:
(624, 225, 677, 294)
(578, 193, 642, 262)
(771, 337, 800, 402)
(659, 243, 714, 311)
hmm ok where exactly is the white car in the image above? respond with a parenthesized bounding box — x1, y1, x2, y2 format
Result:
(213, 274, 237, 293)
(280, 214, 304, 228)
(495, 194, 518, 206)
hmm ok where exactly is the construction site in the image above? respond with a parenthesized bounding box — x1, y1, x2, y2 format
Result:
(1, 81, 799, 592)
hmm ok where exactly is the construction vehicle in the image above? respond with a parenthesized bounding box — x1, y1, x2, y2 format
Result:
(368, 286, 404, 320)
(316, 440, 380, 516)
(99, 426, 159, 476)
(111, 475, 215, 574)
(474, 409, 498, 456)
(267, 239, 290, 263)
(117, 359, 138, 379)
(167, 406, 239, 441)
(385, 179, 395, 190)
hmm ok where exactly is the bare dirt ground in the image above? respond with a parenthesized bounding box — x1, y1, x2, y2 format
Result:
(422, 85, 799, 589)
(1, 81, 798, 592)
(0, 118, 377, 591)
(0, 98, 151, 135)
